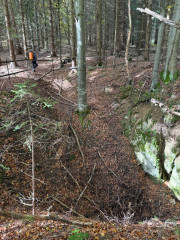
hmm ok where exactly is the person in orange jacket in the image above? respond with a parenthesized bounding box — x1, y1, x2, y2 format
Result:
(32, 52, 38, 72)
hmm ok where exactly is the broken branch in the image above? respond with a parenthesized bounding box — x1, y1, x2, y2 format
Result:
(137, 8, 180, 29)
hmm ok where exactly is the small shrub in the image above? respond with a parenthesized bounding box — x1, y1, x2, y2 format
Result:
(68, 228, 89, 240)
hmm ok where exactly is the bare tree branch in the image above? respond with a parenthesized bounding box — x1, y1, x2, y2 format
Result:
(75, 164, 96, 207)
(137, 8, 180, 29)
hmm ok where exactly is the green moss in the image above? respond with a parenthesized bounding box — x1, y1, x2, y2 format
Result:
(120, 85, 132, 99)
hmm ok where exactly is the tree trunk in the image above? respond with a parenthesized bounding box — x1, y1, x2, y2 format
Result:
(3, 0, 17, 67)
(57, 0, 63, 67)
(75, 0, 87, 114)
(8, 0, 23, 55)
(19, 0, 28, 58)
(150, 4, 166, 90)
(137, 0, 147, 55)
(164, 0, 180, 81)
(102, 1, 107, 57)
(96, 0, 102, 66)
(114, 0, 121, 56)
(125, 0, 132, 84)
(27, 1, 35, 50)
(69, 0, 77, 68)
(43, 0, 48, 50)
(34, 0, 40, 51)
(144, 0, 152, 60)
(49, 0, 57, 57)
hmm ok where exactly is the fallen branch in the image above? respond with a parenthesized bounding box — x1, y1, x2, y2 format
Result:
(59, 159, 96, 206)
(97, 151, 121, 182)
(60, 160, 81, 191)
(137, 8, 180, 29)
(151, 98, 180, 117)
(35, 69, 53, 81)
(0, 208, 93, 226)
(51, 196, 84, 218)
(69, 121, 85, 164)
(75, 164, 96, 207)
(0, 69, 29, 78)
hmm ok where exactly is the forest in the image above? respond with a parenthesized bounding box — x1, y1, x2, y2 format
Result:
(0, 0, 180, 239)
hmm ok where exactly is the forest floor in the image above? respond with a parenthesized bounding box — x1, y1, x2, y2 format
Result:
(0, 48, 180, 239)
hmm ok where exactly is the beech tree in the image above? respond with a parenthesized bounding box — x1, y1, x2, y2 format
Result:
(75, 0, 87, 114)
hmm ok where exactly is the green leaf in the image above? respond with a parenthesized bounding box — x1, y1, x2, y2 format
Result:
(13, 122, 27, 131)
(0, 164, 10, 170)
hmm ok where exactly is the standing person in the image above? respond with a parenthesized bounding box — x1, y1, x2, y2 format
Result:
(32, 51, 38, 72)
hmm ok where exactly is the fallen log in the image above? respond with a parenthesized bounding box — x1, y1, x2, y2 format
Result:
(0, 208, 93, 226)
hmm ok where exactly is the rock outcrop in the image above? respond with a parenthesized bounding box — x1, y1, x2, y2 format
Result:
(123, 99, 180, 199)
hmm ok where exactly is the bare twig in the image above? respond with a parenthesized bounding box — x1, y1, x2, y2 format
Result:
(59, 159, 96, 206)
(35, 69, 53, 81)
(69, 121, 85, 164)
(51, 196, 84, 218)
(98, 151, 121, 181)
(75, 164, 96, 207)
(60, 160, 81, 191)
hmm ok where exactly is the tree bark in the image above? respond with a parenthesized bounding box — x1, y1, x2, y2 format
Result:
(137, 0, 147, 56)
(34, 0, 40, 51)
(8, 0, 23, 55)
(125, 0, 132, 84)
(114, 0, 121, 56)
(150, 4, 166, 90)
(19, 0, 28, 57)
(57, 0, 63, 67)
(42, 0, 48, 51)
(75, 0, 87, 114)
(144, 0, 152, 60)
(164, 0, 180, 81)
(69, 0, 77, 68)
(3, 0, 17, 67)
(27, 1, 35, 50)
(96, 0, 102, 66)
(49, 0, 57, 57)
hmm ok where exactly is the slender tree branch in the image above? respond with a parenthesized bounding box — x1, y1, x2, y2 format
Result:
(69, 121, 85, 164)
(137, 8, 180, 29)
(98, 151, 121, 182)
(51, 196, 84, 218)
(75, 164, 96, 207)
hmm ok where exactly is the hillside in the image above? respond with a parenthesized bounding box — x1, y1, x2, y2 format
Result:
(0, 50, 180, 239)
